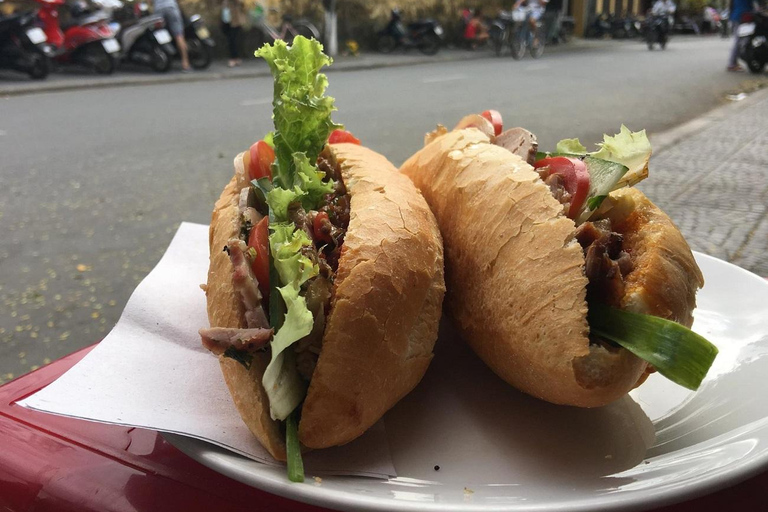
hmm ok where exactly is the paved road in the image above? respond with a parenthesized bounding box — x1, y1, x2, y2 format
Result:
(0, 36, 763, 383)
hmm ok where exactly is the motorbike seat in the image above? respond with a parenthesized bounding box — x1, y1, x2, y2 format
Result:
(408, 19, 435, 30)
(62, 12, 109, 31)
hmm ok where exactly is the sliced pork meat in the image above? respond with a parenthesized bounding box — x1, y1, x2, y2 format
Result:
(295, 276, 333, 381)
(574, 219, 634, 308)
(228, 240, 269, 328)
(495, 127, 539, 165)
(199, 327, 273, 355)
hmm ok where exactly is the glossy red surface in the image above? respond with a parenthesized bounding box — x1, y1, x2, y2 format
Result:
(1, 345, 766, 512)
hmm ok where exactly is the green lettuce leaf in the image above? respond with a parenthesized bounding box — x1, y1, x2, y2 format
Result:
(262, 282, 313, 420)
(270, 223, 319, 286)
(592, 125, 652, 188)
(293, 153, 334, 209)
(266, 187, 302, 222)
(555, 138, 587, 155)
(255, 36, 342, 191)
(551, 126, 651, 189)
(262, 223, 318, 421)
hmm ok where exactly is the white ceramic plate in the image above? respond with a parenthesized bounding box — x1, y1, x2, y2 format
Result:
(165, 253, 768, 512)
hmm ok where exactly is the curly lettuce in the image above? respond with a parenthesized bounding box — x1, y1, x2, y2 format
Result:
(255, 36, 342, 192)
(255, 37, 339, 424)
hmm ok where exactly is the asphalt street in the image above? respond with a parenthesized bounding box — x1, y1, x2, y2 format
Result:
(0, 36, 764, 383)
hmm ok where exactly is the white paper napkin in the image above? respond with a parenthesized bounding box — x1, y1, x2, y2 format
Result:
(19, 222, 397, 479)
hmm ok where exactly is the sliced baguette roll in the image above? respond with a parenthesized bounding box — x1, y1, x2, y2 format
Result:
(400, 129, 702, 407)
(204, 144, 445, 459)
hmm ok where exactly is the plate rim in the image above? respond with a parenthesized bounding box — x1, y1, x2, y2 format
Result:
(164, 252, 768, 512)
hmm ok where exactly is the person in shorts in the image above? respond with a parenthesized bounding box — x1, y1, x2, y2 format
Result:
(514, 0, 549, 40)
(154, 0, 191, 71)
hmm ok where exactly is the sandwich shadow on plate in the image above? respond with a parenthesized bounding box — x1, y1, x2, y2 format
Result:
(384, 316, 656, 493)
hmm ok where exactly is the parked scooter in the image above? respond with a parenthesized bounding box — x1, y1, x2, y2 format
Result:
(645, 14, 670, 50)
(35, 0, 120, 74)
(140, 5, 214, 69)
(611, 13, 641, 39)
(0, 4, 52, 79)
(95, 0, 172, 72)
(585, 12, 613, 38)
(737, 10, 767, 74)
(377, 8, 444, 55)
(490, 10, 517, 56)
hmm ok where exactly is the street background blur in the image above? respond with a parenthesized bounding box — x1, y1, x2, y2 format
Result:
(1, 0, 767, 385)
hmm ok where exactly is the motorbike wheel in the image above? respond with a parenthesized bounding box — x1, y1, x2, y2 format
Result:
(150, 46, 171, 73)
(27, 52, 50, 80)
(418, 33, 441, 55)
(511, 30, 526, 60)
(88, 44, 115, 75)
(660, 34, 667, 50)
(646, 31, 657, 50)
(490, 25, 506, 56)
(187, 38, 211, 70)
(745, 48, 766, 73)
(530, 27, 545, 59)
(377, 35, 397, 54)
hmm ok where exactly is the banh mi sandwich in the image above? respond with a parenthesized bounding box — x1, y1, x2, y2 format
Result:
(199, 37, 445, 481)
(400, 110, 717, 408)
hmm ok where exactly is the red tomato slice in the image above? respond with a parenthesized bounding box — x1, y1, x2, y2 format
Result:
(312, 211, 334, 244)
(534, 157, 590, 218)
(480, 109, 503, 136)
(248, 141, 274, 181)
(248, 217, 270, 298)
(328, 129, 361, 145)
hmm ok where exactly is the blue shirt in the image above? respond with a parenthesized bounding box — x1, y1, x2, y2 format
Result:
(730, 0, 752, 23)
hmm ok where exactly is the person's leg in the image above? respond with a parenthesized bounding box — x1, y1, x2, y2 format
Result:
(166, 8, 190, 70)
(223, 22, 237, 65)
(176, 35, 190, 70)
(232, 26, 242, 64)
(728, 22, 741, 70)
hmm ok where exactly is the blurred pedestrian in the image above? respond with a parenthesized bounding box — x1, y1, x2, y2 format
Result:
(221, 0, 245, 67)
(464, 7, 489, 49)
(514, 0, 549, 41)
(651, 0, 676, 25)
(153, 0, 190, 71)
(543, 0, 563, 44)
(727, 0, 755, 71)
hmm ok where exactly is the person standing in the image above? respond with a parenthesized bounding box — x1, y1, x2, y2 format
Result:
(221, 0, 245, 67)
(727, 0, 755, 71)
(544, 0, 563, 44)
(154, 0, 191, 71)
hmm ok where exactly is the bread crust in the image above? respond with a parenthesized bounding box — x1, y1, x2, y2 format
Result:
(400, 129, 701, 407)
(299, 143, 445, 448)
(203, 147, 444, 457)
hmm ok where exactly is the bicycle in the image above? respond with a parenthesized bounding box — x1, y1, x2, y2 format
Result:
(510, 7, 545, 60)
(250, 7, 319, 46)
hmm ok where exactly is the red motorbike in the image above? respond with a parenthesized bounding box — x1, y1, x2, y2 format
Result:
(35, 0, 120, 74)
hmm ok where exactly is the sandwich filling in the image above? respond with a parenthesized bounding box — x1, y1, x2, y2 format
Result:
(199, 149, 350, 377)
(488, 118, 716, 392)
(201, 37, 362, 481)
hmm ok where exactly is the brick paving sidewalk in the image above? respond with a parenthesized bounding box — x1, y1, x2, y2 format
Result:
(639, 88, 768, 277)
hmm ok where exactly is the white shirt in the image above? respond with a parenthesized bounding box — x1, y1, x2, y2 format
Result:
(651, 0, 676, 16)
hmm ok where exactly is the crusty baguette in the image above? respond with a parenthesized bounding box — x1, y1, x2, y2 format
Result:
(203, 144, 444, 458)
(400, 129, 702, 407)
